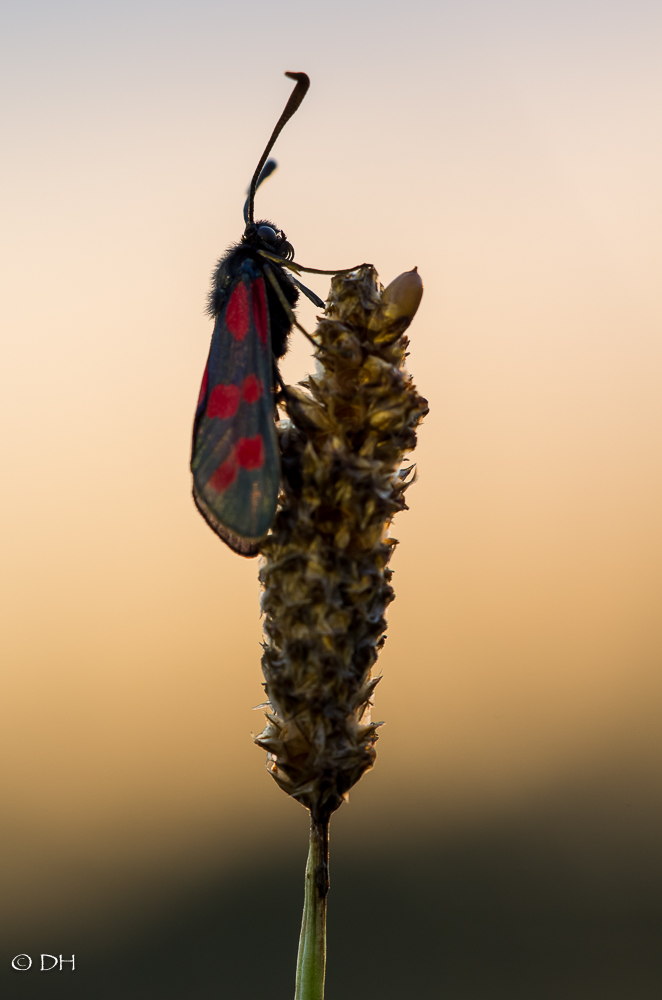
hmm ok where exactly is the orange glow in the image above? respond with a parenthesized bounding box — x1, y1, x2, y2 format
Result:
(1, 0, 661, 944)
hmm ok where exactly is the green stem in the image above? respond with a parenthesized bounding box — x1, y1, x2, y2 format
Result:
(294, 814, 329, 1000)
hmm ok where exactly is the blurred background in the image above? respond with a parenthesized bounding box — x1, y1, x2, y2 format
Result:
(1, 0, 661, 995)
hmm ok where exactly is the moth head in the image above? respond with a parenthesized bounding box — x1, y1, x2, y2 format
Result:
(244, 220, 294, 261)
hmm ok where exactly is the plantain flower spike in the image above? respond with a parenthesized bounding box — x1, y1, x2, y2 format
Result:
(255, 264, 428, 823)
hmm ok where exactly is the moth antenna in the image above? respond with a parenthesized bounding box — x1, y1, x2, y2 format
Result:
(246, 72, 310, 228)
(243, 159, 277, 225)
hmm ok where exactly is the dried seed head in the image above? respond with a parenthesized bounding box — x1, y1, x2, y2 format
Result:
(255, 265, 428, 822)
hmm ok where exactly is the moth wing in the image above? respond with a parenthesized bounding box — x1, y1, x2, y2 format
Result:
(191, 270, 279, 555)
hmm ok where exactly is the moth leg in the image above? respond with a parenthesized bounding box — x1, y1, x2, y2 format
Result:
(272, 357, 318, 434)
(289, 260, 369, 276)
(273, 358, 292, 402)
(258, 248, 369, 277)
(288, 275, 325, 309)
(263, 263, 324, 351)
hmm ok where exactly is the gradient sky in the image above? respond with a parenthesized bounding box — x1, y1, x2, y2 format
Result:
(1, 0, 661, 936)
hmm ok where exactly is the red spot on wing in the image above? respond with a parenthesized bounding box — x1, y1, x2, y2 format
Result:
(226, 282, 249, 340)
(207, 383, 240, 420)
(237, 435, 264, 470)
(209, 454, 238, 492)
(241, 374, 264, 404)
(251, 278, 268, 344)
(197, 364, 209, 407)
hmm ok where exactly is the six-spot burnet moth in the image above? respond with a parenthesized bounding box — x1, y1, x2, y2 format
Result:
(191, 72, 364, 557)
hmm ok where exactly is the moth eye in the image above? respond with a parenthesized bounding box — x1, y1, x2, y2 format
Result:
(257, 226, 277, 244)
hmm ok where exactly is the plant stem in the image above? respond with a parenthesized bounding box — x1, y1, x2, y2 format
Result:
(294, 815, 330, 1000)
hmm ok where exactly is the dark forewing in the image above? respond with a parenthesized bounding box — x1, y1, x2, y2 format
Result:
(191, 261, 279, 554)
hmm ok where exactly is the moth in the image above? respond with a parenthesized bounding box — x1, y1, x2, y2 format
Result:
(191, 72, 361, 556)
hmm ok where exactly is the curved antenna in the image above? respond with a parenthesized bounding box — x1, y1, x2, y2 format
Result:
(243, 159, 277, 225)
(245, 72, 310, 228)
